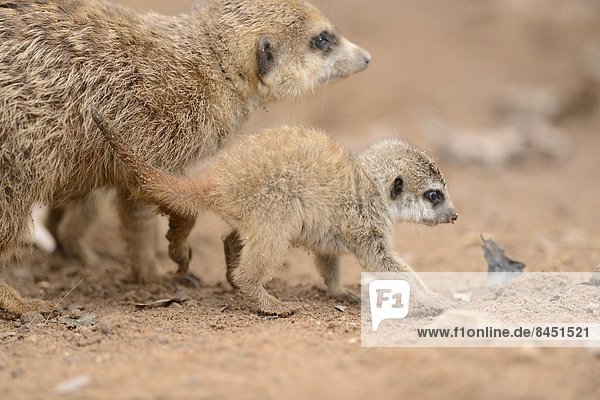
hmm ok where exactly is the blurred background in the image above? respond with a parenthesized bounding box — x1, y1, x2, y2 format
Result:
(3, 0, 600, 398)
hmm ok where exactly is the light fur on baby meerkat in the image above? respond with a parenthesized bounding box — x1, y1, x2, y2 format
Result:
(94, 110, 459, 316)
(0, 0, 370, 314)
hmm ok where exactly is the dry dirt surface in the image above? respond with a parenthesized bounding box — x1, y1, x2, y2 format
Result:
(2, 0, 600, 399)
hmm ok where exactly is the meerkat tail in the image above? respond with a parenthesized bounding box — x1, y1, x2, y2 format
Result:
(91, 108, 210, 218)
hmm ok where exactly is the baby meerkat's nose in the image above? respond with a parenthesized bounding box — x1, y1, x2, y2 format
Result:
(451, 212, 459, 224)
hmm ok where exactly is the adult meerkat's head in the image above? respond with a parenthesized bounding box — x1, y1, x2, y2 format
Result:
(360, 140, 459, 226)
(205, 0, 371, 101)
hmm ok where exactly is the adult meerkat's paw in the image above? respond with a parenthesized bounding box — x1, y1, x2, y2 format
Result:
(131, 261, 162, 285)
(257, 295, 301, 317)
(22, 298, 54, 315)
(0, 283, 53, 317)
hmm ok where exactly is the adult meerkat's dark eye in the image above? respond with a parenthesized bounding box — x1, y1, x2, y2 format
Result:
(311, 31, 337, 53)
(390, 177, 403, 200)
(424, 190, 444, 206)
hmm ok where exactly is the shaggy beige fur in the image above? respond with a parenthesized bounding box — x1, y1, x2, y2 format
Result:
(94, 110, 458, 316)
(0, 0, 370, 314)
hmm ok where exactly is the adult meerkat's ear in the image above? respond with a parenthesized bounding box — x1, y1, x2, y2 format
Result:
(390, 177, 404, 200)
(257, 37, 275, 77)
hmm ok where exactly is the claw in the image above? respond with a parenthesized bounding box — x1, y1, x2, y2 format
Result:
(175, 272, 203, 289)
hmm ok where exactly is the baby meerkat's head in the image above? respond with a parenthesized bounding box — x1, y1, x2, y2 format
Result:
(360, 140, 459, 226)
(207, 0, 370, 100)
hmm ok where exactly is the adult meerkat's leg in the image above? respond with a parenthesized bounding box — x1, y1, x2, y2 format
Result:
(117, 194, 160, 284)
(53, 196, 101, 266)
(228, 228, 298, 316)
(0, 281, 51, 316)
(223, 230, 243, 289)
(0, 167, 51, 315)
(45, 206, 64, 248)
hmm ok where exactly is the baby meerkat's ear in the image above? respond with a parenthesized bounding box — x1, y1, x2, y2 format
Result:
(257, 37, 275, 77)
(390, 177, 403, 200)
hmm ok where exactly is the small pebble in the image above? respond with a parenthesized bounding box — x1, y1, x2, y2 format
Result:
(99, 323, 111, 336)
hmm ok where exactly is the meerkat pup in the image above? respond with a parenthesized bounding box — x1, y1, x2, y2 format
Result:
(0, 0, 370, 314)
(93, 110, 459, 316)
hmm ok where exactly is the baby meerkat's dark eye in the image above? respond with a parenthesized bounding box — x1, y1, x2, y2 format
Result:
(311, 31, 337, 53)
(424, 190, 444, 206)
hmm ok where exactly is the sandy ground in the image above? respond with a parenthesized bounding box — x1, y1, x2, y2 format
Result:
(360, 272, 600, 347)
(1, 0, 600, 398)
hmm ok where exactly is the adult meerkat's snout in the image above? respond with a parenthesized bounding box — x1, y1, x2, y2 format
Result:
(315, 37, 372, 85)
(240, 0, 371, 99)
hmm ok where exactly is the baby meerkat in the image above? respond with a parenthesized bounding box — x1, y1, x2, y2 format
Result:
(93, 109, 459, 316)
(0, 0, 370, 314)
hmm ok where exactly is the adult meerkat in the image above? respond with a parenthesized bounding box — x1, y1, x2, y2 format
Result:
(93, 110, 459, 315)
(0, 0, 370, 314)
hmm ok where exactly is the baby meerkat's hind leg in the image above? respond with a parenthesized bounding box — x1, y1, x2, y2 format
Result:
(314, 254, 360, 303)
(228, 228, 299, 316)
